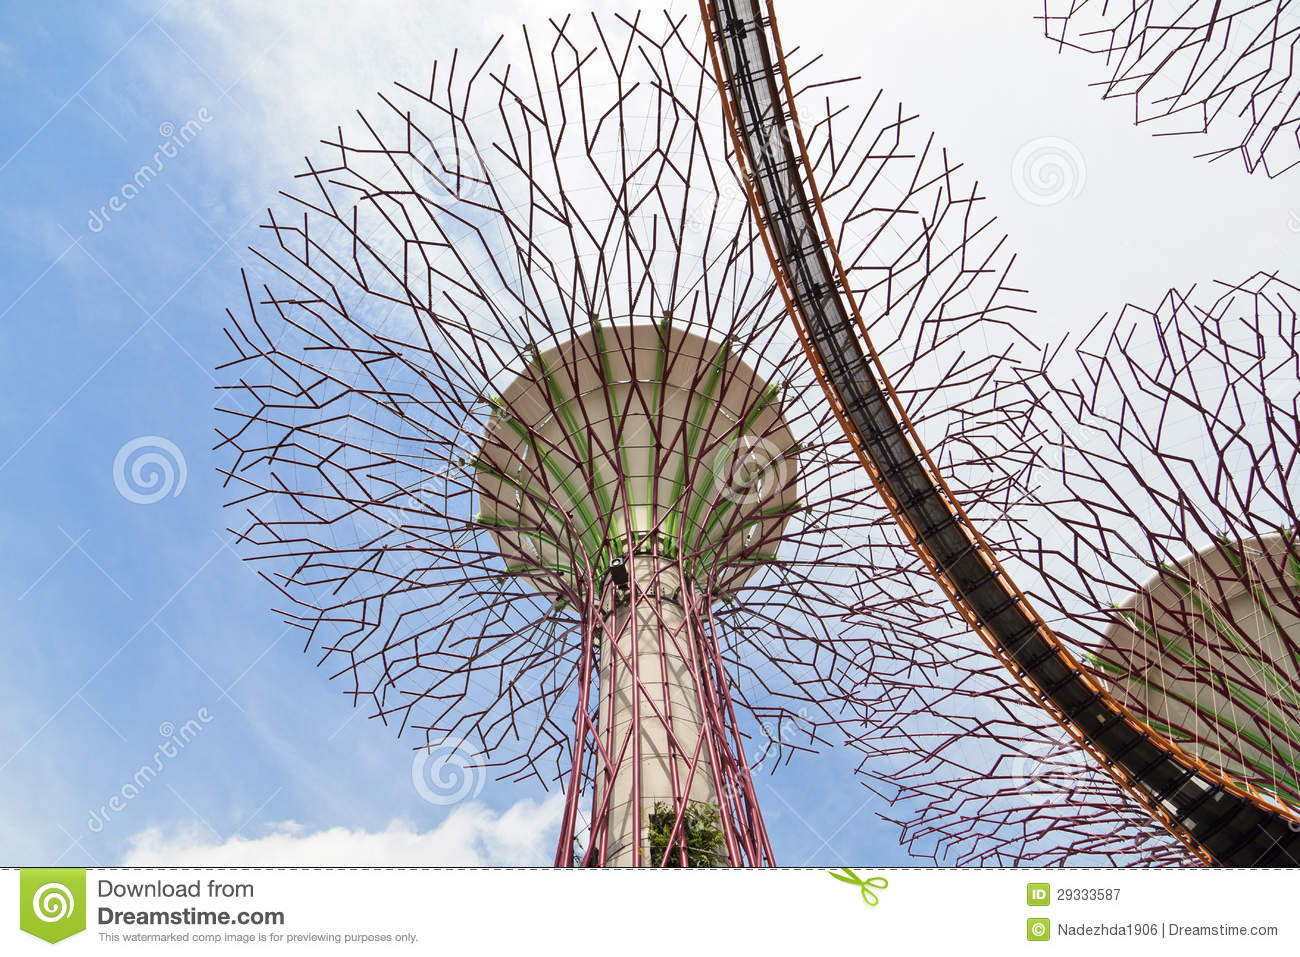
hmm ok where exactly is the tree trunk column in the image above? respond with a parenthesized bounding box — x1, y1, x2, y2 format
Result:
(597, 555, 718, 865)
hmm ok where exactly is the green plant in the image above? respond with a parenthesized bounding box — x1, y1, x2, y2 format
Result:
(646, 800, 726, 867)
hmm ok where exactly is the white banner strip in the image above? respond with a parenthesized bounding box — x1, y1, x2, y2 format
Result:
(4, 867, 1295, 954)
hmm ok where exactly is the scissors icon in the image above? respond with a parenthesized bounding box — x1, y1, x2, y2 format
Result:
(828, 868, 888, 906)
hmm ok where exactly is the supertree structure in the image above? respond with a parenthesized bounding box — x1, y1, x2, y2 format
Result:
(214, 11, 1034, 865)
(856, 272, 1300, 865)
(1011, 272, 1300, 813)
(1039, 1, 1300, 177)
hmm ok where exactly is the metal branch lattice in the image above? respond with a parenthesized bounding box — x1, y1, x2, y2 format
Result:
(860, 271, 1300, 865)
(1041, 1, 1300, 177)
(215, 11, 1039, 865)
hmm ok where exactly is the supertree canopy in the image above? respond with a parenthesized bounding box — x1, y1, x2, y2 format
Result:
(1011, 272, 1300, 812)
(214, 11, 1034, 865)
(1040, 1, 1300, 177)
(1096, 532, 1300, 811)
(857, 271, 1300, 864)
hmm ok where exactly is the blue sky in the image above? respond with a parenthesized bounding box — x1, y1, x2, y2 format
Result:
(0, 0, 1292, 868)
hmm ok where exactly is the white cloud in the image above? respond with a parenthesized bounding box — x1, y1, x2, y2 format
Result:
(150, 0, 634, 202)
(121, 794, 564, 866)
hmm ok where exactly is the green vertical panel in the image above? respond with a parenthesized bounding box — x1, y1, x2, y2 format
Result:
(669, 343, 729, 556)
